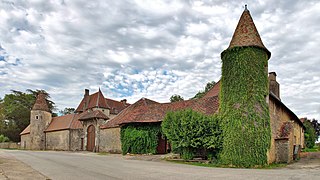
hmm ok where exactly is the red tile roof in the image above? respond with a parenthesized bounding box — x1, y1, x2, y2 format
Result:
(203, 80, 220, 98)
(19, 113, 84, 134)
(20, 124, 30, 135)
(75, 89, 109, 112)
(106, 98, 130, 114)
(227, 7, 271, 59)
(32, 93, 50, 112)
(79, 110, 109, 121)
(101, 96, 219, 129)
(45, 113, 83, 132)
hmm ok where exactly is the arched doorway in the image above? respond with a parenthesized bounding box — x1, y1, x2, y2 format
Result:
(87, 125, 95, 151)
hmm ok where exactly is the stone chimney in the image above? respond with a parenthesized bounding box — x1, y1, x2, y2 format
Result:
(269, 72, 280, 99)
(85, 89, 89, 97)
(83, 89, 90, 110)
(120, 99, 127, 105)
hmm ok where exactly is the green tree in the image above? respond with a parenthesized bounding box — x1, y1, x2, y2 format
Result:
(170, 94, 184, 102)
(0, 90, 55, 142)
(162, 109, 222, 160)
(0, 134, 9, 142)
(310, 119, 320, 141)
(192, 81, 216, 99)
(59, 108, 75, 115)
(304, 120, 317, 148)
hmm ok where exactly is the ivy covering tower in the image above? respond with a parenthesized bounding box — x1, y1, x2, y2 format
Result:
(219, 6, 271, 167)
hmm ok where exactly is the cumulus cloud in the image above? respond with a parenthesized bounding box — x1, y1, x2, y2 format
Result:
(0, 0, 319, 120)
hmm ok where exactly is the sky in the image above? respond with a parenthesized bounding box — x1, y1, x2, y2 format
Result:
(0, 0, 319, 120)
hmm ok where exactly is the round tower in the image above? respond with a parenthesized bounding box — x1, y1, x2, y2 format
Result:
(30, 92, 52, 150)
(219, 6, 271, 167)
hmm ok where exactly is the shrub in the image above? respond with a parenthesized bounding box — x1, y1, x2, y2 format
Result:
(0, 134, 10, 142)
(120, 123, 161, 155)
(161, 109, 222, 160)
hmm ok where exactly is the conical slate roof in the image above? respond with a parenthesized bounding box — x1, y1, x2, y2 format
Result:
(228, 6, 271, 59)
(32, 93, 50, 112)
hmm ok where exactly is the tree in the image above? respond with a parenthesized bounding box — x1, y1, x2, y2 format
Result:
(304, 119, 317, 148)
(59, 108, 75, 115)
(310, 119, 320, 141)
(170, 94, 184, 102)
(192, 81, 216, 99)
(162, 109, 222, 160)
(0, 90, 55, 142)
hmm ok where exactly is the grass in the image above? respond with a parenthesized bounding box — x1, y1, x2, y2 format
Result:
(97, 152, 110, 156)
(302, 145, 319, 152)
(167, 159, 287, 169)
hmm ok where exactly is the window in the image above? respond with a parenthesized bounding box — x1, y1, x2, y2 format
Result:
(35, 115, 39, 120)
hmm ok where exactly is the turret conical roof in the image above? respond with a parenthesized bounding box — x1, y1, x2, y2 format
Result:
(32, 93, 50, 112)
(228, 6, 271, 59)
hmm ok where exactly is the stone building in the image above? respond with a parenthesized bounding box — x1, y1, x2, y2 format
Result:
(20, 7, 304, 164)
(20, 89, 129, 152)
(100, 7, 305, 164)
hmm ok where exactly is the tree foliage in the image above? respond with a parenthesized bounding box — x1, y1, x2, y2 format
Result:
(161, 109, 222, 160)
(0, 90, 55, 142)
(310, 119, 320, 141)
(170, 94, 184, 102)
(0, 134, 9, 142)
(192, 81, 216, 99)
(59, 107, 75, 115)
(120, 123, 161, 155)
(219, 47, 271, 167)
(304, 119, 317, 148)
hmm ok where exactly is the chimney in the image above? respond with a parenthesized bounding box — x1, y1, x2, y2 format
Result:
(269, 72, 280, 99)
(84, 89, 89, 97)
(83, 89, 90, 111)
(120, 99, 127, 105)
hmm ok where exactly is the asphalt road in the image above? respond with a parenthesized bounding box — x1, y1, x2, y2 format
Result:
(5, 150, 320, 180)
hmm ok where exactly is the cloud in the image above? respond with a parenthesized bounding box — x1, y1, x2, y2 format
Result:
(0, 0, 319, 120)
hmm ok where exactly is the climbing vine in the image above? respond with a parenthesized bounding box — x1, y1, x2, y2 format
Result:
(120, 123, 161, 155)
(219, 46, 271, 167)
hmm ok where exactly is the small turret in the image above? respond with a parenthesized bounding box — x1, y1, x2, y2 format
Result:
(219, 6, 271, 166)
(30, 92, 52, 150)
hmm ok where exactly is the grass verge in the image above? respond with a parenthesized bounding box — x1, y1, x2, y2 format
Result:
(167, 159, 287, 169)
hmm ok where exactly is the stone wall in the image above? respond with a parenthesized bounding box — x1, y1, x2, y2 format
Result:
(0, 142, 20, 149)
(30, 110, 52, 150)
(20, 134, 31, 149)
(99, 127, 121, 153)
(45, 130, 69, 150)
(275, 138, 290, 163)
(268, 97, 304, 163)
(70, 129, 84, 151)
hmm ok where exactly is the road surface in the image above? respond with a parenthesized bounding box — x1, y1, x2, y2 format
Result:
(3, 150, 320, 180)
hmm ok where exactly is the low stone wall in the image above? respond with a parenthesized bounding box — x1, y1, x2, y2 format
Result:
(0, 142, 20, 149)
(99, 127, 122, 153)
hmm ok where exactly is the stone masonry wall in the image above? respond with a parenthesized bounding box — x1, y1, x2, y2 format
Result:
(46, 130, 69, 150)
(99, 127, 121, 153)
(20, 134, 31, 149)
(30, 110, 52, 150)
(268, 97, 303, 163)
(70, 129, 84, 151)
(275, 138, 290, 163)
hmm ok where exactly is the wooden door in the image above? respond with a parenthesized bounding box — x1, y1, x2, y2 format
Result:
(156, 135, 167, 154)
(87, 125, 95, 151)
